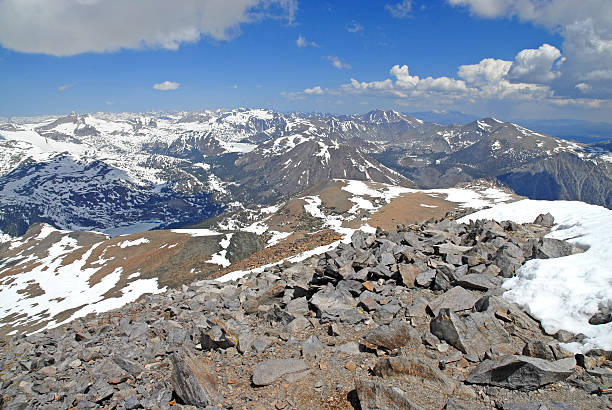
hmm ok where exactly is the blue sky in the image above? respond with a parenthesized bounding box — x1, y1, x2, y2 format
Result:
(1, 0, 611, 121)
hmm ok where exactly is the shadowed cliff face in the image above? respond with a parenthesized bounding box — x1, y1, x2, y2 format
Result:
(499, 153, 612, 208)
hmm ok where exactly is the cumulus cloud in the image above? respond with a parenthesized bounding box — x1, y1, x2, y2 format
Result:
(507, 44, 563, 84)
(296, 35, 320, 48)
(458, 58, 512, 87)
(304, 86, 324, 95)
(289, 46, 577, 107)
(326, 56, 351, 70)
(447, 0, 612, 99)
(385, 0, 412, 18)
(153, 81, 180, 91)
(0, 0, 297, 56)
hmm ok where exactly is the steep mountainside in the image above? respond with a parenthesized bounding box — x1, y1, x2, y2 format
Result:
(499, 153, 612, 208)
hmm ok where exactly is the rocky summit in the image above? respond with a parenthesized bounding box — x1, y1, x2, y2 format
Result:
(1, 213, 611, 409)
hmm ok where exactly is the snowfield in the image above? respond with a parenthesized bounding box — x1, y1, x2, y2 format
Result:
(459, 200, 612, 352)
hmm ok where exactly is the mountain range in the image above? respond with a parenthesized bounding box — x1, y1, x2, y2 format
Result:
(0, 109, 610, 238)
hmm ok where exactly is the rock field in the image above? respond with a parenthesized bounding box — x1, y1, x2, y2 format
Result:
(1, 213, 611, 409)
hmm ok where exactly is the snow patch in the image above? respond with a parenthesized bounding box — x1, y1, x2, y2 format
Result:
(206, 233, 234, 268)
(266, 231, 292, 247)
(117, 238, 150, 248)
(171, 228, 220, 237)
(459, 199, 612, 352)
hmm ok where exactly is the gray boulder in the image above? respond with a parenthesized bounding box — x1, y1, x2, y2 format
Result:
(537, 238, 582, 259)
(454, 273, 502, 291)
(428, 286, 478, 316)
(467, 355, 576, 390)
(252, 358, 309, 386)
(430, 309, 511, 359)
(373, 356, 457, 394)
(170, 351, 220, 407)
(355, 379, 424, 410)
(311, 285, 357, 313)
(363, 320, 421, 350)
(533, 213, 555, 227)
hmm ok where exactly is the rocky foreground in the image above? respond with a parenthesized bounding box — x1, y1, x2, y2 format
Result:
(1, 214, 611, 409)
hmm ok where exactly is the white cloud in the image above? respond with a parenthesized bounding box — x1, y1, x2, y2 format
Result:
(296, 35, 320, 48)
(458, 58, 512, 86)
(289, 48, 578, 107)
(304, 86, 324, 95)
(0, 0, 297, 56)
(385, 0, 412, 18)
(153, 81, 180, 91)
(346, 21, 363, 33)
(326, 56, 351, 70)
(231, 84, 238, 89)
(507, 44, 563, 84)
(58, 83, 75, 92)
(575, 83, 592, 93)
(447, 0, 612, 99)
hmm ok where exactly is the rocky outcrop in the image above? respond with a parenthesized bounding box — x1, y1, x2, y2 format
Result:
(0, 214, 610, 409)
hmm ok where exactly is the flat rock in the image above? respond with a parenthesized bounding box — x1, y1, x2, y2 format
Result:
(252, 358, 309, 386)
(467, 355, 576, 390)
(435, 244, 473, 256)
(310, 285, 357, 314)
(455, 274, 502, 291)
(428, 286, 478, 316)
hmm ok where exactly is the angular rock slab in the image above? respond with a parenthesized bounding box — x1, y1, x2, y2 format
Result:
(373, 356, 457, 394)
(355, 379, 424, 410)
(252, 358, 309, 386)
(431, 309, 511, 359)
(170, 351, 220, 407)
(467, 355, 576, 391)
(363, 320, 421, 350)
(428, 286, 478, 317)
(311, 286, 357, 313)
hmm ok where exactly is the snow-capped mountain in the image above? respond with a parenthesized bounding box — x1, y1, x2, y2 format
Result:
(363, 116, 612, 206)
(1, 108, 610, 236)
